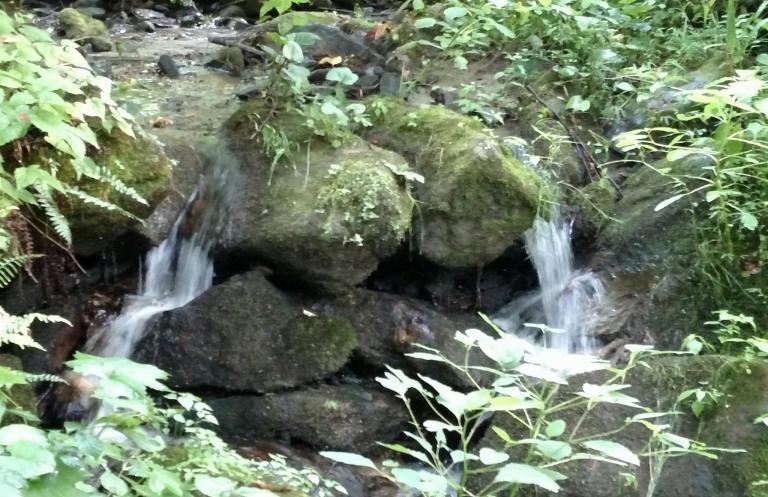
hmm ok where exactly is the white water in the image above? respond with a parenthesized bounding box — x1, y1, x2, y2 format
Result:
(492, 214, 605, 354)
(86, 160, 232, 360)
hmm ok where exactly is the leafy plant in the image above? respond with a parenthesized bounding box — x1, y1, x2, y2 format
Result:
(322, 322, 723, 497)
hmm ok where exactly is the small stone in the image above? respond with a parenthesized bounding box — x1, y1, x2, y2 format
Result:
(157, 54, 180, 77)
(137, 20, 155, 32)
(178, 13, 202, 27)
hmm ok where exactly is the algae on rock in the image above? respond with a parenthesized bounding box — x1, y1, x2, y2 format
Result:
(58, 8, 107, 40)
(363, 99, 544, 269)
(224, 101, 414, 292)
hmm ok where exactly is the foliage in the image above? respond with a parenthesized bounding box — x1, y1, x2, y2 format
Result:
(322, 323, 724, 497)
(612, 68, 768, 298)
(0, 10, 148, 277)
(0, 352, 345, 497)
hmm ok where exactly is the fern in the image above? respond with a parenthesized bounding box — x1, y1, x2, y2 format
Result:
(66, 187, 143, 222)
(0, 254, 37, 288)
(34, 189, 72, 245)
(0, 306, 69, 350)
(72, 156, 148, 206)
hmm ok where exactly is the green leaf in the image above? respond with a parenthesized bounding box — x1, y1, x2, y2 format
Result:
(414, 18, 437, 29)
(412, 0, 425, 10)
(0, 424, 47, 446)
(566, 95, 591, 112)
(24, 463, 93, 497)
(741, 212, 758, 231)
(282, 41, 303, 63)
(326, 67, 358, 86)
(545, 420, 566, 438)
(194, 475, 238, 497)
(494, 463, 564, 492)
(320, 451, 378, 470)
(479, 447, 509, 465)
(654, 193, 686, 212)
(100, 470, 129, 496)
(582, 440, 640, 465)
(443, 6, 468, 22)
(534, 440, 572, 460)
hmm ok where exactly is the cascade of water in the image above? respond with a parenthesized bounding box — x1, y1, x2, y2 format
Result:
(85, 152, 234, 360)
(492, 213, 605, 354)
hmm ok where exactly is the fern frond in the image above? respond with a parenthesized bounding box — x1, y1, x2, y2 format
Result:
(0, 306, 68, 350)
(34, 189, 72, 245)
(66, 188, 142, 222)
(23, 373, 64, 383)
(0, 255, 38, 288)
(92, 163, 149, 206)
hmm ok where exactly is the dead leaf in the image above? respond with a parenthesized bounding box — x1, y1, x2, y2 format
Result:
(318, 55, 343, 66)
(366, 23, 392, 41)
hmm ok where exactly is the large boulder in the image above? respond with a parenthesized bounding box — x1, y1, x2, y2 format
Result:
(54, 130, 172, 255)
(363, 99, 544, 268)
(209, 384, 408, 453)
(133, 270, 357, 392)
(309, 289, 481, 387)
(592, 154, 711, 348)
(479, 355, 768, 497)
(224, 102, 414, 293)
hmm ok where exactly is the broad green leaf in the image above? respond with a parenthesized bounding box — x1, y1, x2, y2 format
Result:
(741, 212, 758, 231)
(100, 470, 129, 496)
(479, 447, 509, 465)
(194, 475, 238, 497)
(326, 67, 358, 86)
(282, 41, 303, 63)
(546, 420, 566, 438)
(566, 95, 591, 112)
(534, 440, 572, 460)
(0, 425, 47, 446)
(443, 6, 468, 22)
(582, 440, 640, 465)
(494, 463, 564, 492)
(320, 451, 378, 470)
(414, 18, 437, 29)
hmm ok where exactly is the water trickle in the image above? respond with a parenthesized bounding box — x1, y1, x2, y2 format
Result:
(86, 153, 234, 360)
(492, 213, 605, 354)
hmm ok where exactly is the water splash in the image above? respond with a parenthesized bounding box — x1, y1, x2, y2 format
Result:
(493, 213, 605, 354)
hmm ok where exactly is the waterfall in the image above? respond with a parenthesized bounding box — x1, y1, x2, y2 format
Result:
(492, 213, 605, 354)
(85, 151, 234, 360)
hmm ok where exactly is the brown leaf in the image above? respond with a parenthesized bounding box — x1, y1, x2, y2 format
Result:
(366, 23, 391, 41)
(318, 55, 343, 66)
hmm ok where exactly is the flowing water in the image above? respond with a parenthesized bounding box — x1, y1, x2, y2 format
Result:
(86, 150, 235, 360)
(492, 213, 605, 354)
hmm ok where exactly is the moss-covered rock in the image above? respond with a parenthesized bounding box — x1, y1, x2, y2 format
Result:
(56, 130, 172, 255)
(224, 101, 414, 292)
(133, 270, 358, 392)
(58, 8, 107, 40)
(593, 154, 711, 347)
(363, 99, 544, 268)
(210, 384, 408, 452)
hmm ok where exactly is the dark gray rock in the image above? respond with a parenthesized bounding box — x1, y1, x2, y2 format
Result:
(210, 384, 408, 452)
(133, 270, 358, 392)
(158, 54, 180, 77)
(379, 72, 401, 96)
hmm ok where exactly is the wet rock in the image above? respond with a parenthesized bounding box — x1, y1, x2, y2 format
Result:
(364, 99, 544, 269)
(379, 72, 401, 96)
(310, 289, 481, 387)
(209, 46, 245, 75)
(87, 35, 112, 52)
(58, 7, 107, 40)
(179, 12, 202, 27)
(210, 384, 408, 452)
(224, 102, 414, 293)
(133, 270, 358, 392)
(478, 355, 768, 497)
(592, 154, 711, 348)
(158, 54, 181, 77)
(137, 19, 156, 32)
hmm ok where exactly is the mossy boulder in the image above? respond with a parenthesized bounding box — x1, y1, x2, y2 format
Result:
(209, 384, 408, 452)
(479, 355, 768, 497)
(224, 101, 414, 293)
(363, 99, 544, 268)
(58, 8, 107, 40)
(133, 270, 358, 392)
(58, 130, 172, 255)
(592, 154, 711, 347)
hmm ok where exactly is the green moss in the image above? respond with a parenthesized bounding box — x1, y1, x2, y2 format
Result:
(58, 8, 106, 39)
(570, 178, 616, 233)
(288, 315, 358, 371)
(363, 98, 544, 268)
